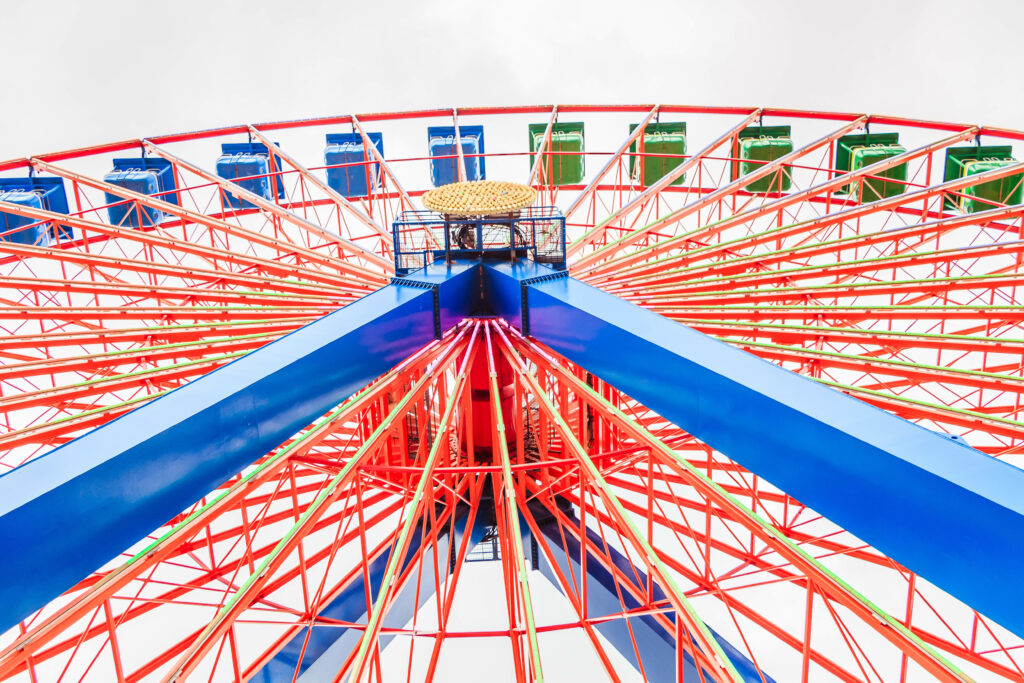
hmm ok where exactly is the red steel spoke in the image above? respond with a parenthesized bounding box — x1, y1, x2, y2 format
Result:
(3, 106, 1024, 683)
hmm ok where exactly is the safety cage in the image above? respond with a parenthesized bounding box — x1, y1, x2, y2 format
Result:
(391, 205, 566, 275)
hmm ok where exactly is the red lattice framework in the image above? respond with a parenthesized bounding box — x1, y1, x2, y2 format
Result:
(0, 105, 1022, 682)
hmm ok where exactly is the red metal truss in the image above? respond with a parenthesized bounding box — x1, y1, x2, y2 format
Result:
(2, 106, 1024, 682)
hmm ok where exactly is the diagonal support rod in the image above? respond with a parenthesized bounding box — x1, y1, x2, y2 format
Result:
(563, 104, 660, 222)
(248, 124, 394, 250)
(491, 322, 746, 683)
(509, 325, 970, 682)
(484, 322, 545, 681)
(568, 108, 762, 257)
(482, 260, 1024, 639)
(164, 326, 473, 681)
(141, 140, 393, 273)
(572, 116, 869, 273)
(340, 323, 481, 683)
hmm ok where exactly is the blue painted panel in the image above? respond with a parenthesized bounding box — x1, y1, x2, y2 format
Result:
(494, 267, 1024, 637)
(109, 156, 179, 206)
(428, 125, 485, 187)
(0, 273, 480, 632)
(0, 177, 69, 214)
(480, 259, 557, 331)
(0, 190, 49, 244)
(103, 169, 163, 227)
(251, 505, 485, 682)
(325, 132, 383, 198)
(216, 142, 286, 209)
(216, 153, 272, 209)
(530, 507, 771, 682)
(395, 261, 481, 335)
(0, 177, 72, 242)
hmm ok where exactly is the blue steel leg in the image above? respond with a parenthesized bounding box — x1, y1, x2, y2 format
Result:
(251, 503, 486, 682)
(527, 503, 770, 683)
(0, 263, 479, 633)
(482, 261, 1024, 638)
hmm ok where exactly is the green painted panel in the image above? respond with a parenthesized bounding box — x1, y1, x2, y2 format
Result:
(528, 122, 585, 186)
(628, 121, 687, 186)
(962, 159, 1024, 212)
(943, 145, 1016, 210)
(846, 144, 908, 201)
(738, 135, 793, 193)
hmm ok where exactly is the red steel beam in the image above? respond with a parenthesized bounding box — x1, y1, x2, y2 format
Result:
(0, 335, 456, 676)
(572, 116, 869, 272)
(587, 160, 1024, 284)
(139, 143, 392, 275)
(609, 204, 1024, 292)
(248, 125, 393, 249)
(568, 109, 763, 257)
(636, 240, 1024, 298)
(564, 104, 660, 221)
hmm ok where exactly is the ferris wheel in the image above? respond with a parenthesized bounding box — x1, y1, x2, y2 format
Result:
(0, 104, 1022, 682)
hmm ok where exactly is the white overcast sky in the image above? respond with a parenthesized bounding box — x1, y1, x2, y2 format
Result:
(1, 0, 1023, 161)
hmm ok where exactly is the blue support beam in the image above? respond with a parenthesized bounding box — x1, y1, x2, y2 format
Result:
(7, 250, 1024, 657)
(483, 261, 1024, 638)
(252, 504, 486, 682)
(0, 262, 479, 633)
(528, 503, 770, 682)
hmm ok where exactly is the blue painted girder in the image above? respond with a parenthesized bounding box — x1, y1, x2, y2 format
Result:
(252, 503, 487, 682)
(483, 260, 1024, 638)
(263, 495, 766, 682)
(528, 502, 770, 682)
(0, 262, 479, 634)
(6, 253, 1024, 655)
